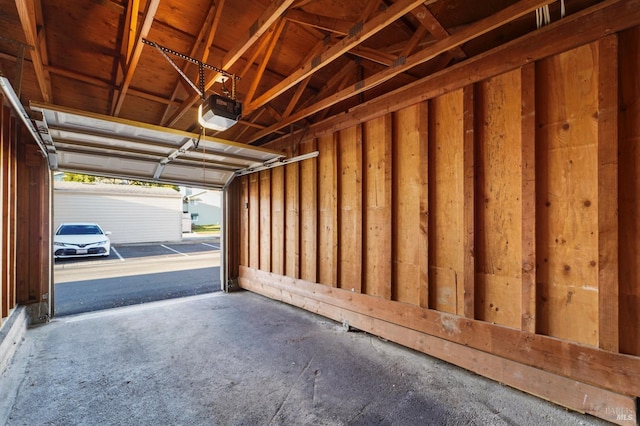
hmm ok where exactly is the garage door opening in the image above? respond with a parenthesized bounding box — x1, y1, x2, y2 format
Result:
(52, 177, 223, 316)
(26, 104, 285, 318)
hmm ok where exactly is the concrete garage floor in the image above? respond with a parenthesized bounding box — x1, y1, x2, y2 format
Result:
(1, 292, 605, 425)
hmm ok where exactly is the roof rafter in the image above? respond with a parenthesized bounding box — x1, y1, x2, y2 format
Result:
(411, 4, 467, 60)
(247, 0, 556, 144)
(111, 0, 160, 116)
(244, 0, 434, 115)
(166, 0, 296, 127)
(15, 0, 52, 102)
(160, 0, 226, 126)
(284, 9, 353, 35)
(245, 19, 288, 106)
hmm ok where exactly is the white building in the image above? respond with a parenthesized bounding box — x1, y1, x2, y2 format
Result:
(54, 181, 183, 244)
(181, 188, 222, 226)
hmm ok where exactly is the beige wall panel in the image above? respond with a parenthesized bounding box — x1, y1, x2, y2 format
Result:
(428, 90, 464, 314)
(259, 171, 271, 272)
(475, 70, 523, 328)
(300, 140, 318, 283)
(271, 167, 285, 275)
(338, 126, 362, 292)
(619, 27, 640, 356)
(318, 133, 338, 287)
(284, 162, 300, 278)
(363, 115, 392, 299)
(536, 43, 600, 346)
(392, 103, 428, 305)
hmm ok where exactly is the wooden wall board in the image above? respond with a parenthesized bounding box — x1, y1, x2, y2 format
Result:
(239, 176, 249, 268)
(271, 166, 285, 276)
(535, 43, 600, 346)
(239, 267, 640, 399)
(363, 115, 392, 299)
(428, 89, 464, 314)
(259, 171, 272, 272)
(1, 103, 6, 320)
(299, 139, 318, 283)
(474, 69, 523, 329)
(520, 63, 537, 333)
(16, 139, 49, 304)
(338, 125, 363, 292)
(284, 161, 300, 279)
(462, 87, 475, 318)
(619, 26, 640, 356)
(391, 103, 428, 305)
(248, 173, 260, 270)
(318, 133, 338, 287)
(596, 35, 619, 352)
(239, 267, 637, 425)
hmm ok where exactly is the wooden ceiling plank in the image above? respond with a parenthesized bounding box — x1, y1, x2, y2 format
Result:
(15, 0, 52, 102)
(166, 0, 296, 127)
(160, 0, 225, 126)
(245, 19, 287, 106)
(112, 0, 160, 116)
(248, 0, 556, 143)
(244, 0, 433, 115)
(411, 4, 467, 60)
(284, 9, 353, 35)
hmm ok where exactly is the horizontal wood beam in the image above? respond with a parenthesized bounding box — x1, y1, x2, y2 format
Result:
(239, 266, 640, 398)
(239, 267, 636, 425)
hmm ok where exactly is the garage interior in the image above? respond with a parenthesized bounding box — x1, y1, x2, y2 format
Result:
(0, 0, 639, 424)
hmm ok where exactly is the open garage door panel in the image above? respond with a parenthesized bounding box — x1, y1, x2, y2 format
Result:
(30, 102, 283, 189)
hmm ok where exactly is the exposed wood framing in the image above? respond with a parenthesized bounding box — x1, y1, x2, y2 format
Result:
(244, 0, 433, 115)
(15, 0, 52, 102)
(520, 63, 536, 333)
(240, 266, 637, 425)
(248, 0, 556, 143)
(239, 267, 640, 398)
(166, 0, 296, 126)
(160, 0, 226, 126)
(112, 0, 160, 116)
(596, 34, 619, 352)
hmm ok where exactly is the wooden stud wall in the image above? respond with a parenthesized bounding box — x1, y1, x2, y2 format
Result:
(619, 26, 640, 356)
(1, 99, 18, 325)
(237, 23, 640, 424)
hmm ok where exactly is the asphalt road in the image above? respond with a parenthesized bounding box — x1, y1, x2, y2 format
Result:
(54, 241, 221, 317)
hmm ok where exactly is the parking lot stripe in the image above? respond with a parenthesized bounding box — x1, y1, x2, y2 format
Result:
(111, 247, 125, 261)
(201, 243, 219, 249)
(161, 244, 188, 256)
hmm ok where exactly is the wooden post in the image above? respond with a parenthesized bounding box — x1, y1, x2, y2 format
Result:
(597, 34, 619, 352)
(463, 86, 475, 318)
(521, 63, 537, 333)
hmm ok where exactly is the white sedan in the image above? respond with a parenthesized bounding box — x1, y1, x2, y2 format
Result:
(53, 223, 111, 259)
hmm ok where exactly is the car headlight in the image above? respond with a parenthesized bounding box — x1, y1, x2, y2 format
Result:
(55, 242, 70, 247)
(95, 240, 108, 246)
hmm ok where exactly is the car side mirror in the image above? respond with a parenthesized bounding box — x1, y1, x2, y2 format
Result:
(105, 231, 112, 236)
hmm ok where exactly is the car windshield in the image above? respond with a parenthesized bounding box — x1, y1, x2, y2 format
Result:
(57, 225, 103, 235)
